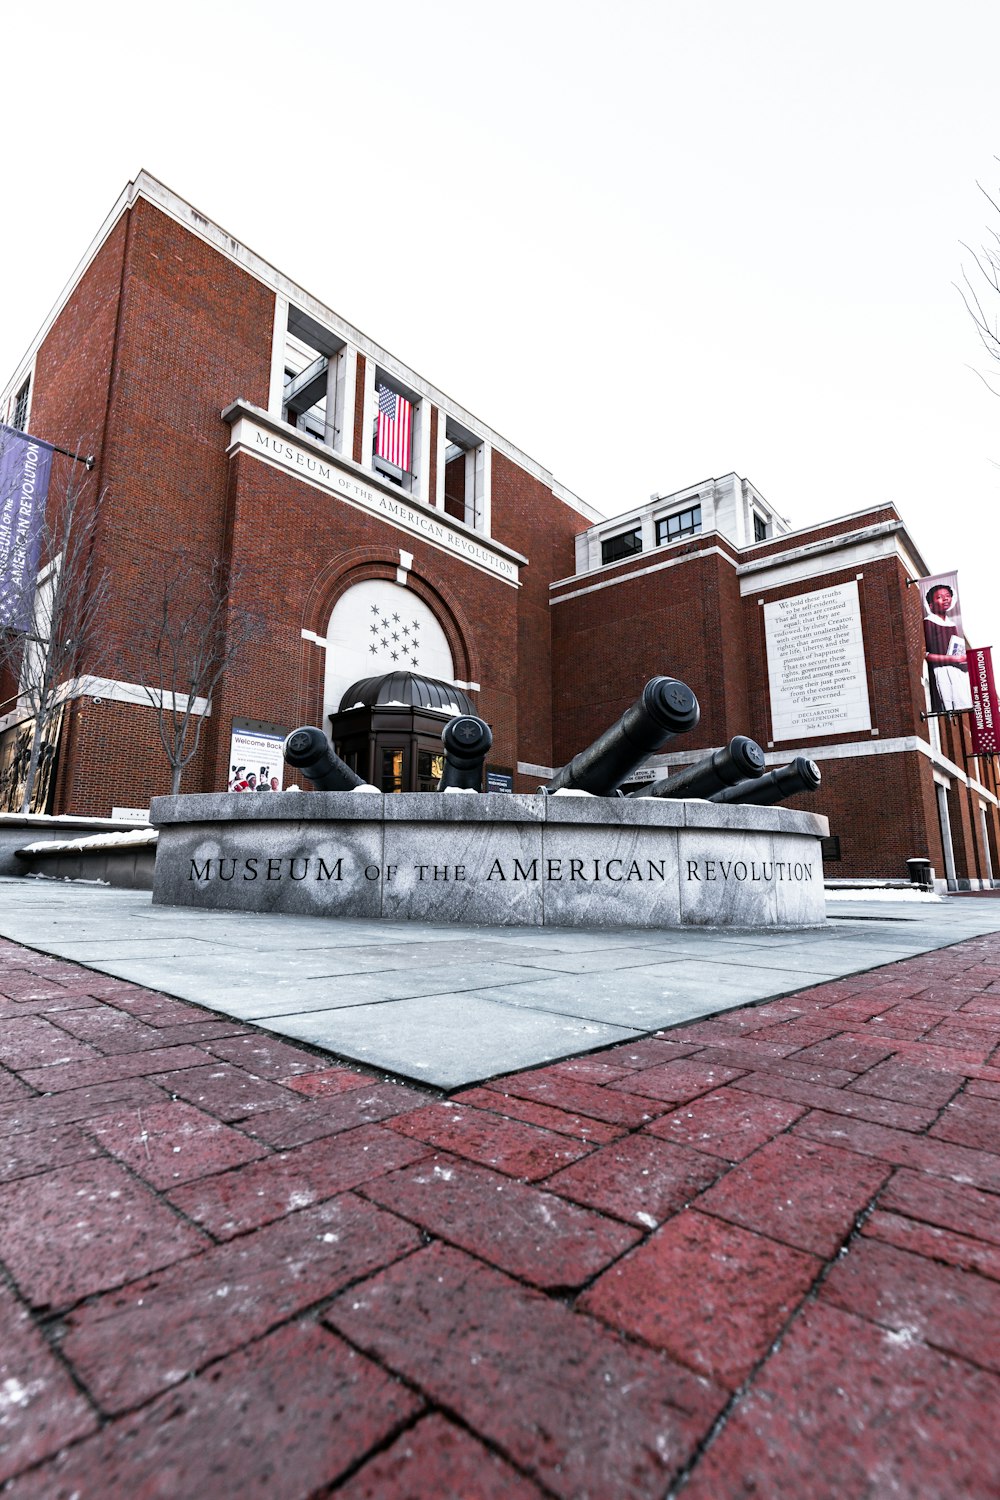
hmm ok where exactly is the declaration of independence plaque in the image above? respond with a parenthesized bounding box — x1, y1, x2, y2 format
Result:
(764, 581, 872, 741)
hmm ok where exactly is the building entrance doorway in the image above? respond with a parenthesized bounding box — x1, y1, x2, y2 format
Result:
(330, 671, 477, 793)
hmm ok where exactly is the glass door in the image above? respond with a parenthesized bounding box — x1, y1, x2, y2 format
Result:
(378, 741, 410, 793)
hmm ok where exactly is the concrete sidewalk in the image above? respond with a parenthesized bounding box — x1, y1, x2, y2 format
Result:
(0, 889, 999, 1495)
(3, 878, 1000, 1086)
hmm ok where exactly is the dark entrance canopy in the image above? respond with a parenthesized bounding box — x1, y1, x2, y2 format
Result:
(338, 672, 477, 716)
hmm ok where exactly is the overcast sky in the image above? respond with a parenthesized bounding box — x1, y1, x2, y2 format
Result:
(4, 1, 1000, 637)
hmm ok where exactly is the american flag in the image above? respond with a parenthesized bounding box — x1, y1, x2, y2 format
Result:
(376, 384, 412, 472)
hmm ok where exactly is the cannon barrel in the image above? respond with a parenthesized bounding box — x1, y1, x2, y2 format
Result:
(283, 726, 365, 790)
(709, 756, 821, 807)
(438, 715, 493, 791)
(632, 735, 766, 800)
(544, 677, 700, 796)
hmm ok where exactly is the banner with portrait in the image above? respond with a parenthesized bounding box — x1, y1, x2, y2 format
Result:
(917, 571, 972, 715)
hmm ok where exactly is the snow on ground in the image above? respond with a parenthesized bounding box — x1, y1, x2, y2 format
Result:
(824, 886, 943, 903)
(20, 829, 158, 854)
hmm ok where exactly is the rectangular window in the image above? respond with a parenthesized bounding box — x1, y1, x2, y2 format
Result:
(601, 526, 642, 566)
(283, 365, 327, 444)
(12, 379, 29, 432)
(754, 512, 768, 542)
(417, 749, 444, 792)
(370, 373, 422, 495)
(442, 416, 487, 532)
(373, 383, 413, 476)
(381, 747, 405, 794)
(280, 313, 351, 452)
(655, 503, 701, 545)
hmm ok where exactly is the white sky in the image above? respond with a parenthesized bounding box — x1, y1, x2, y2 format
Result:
(4, 0, 1000, 638)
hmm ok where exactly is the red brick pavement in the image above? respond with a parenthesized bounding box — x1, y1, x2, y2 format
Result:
(1, 933, 999, 1498)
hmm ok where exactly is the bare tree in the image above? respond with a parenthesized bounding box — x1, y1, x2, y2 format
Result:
(131, 558, 261, 795)
(957, 164, 1000, 399)
(0, 433, 109, 814)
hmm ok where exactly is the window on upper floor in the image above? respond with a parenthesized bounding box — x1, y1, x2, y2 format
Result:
(753, 512, 769, 542)
(442, 415, 487, 531)
(372, 378, 419, 493)
(283, 363, 327, 445)
(11, 379, 30, 432)
(656, 503, 701, 545)
(280, 312, 350, 452)
(601, 525, 643, 565)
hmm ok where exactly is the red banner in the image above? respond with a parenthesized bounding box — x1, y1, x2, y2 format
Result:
(969, 646, 1000, 755)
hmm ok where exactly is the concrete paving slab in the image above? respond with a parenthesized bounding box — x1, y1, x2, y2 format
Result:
(3, 878, 1000, 1087)
(84, 957, 566, 1019)
(467, 965, 837, 1032)
(266, 993, 638, 1088)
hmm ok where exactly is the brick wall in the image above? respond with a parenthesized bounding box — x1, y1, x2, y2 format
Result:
(550, 549, 752, 766)
(204, 451, 522, 793)
(549, 531, 1000, 883)
(490, 452, 589, 785)
(26, 196, 276, 811)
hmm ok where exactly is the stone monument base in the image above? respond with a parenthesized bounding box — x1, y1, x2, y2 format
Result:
(150, 793, 828, 929)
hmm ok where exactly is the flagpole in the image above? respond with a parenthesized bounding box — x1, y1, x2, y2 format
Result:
(48, 442, 96, 471)
(1, 423, 95, 470)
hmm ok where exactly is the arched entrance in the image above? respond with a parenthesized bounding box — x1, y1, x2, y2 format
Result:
(323, 578, 456, 732)
(330, 671, 479, 792)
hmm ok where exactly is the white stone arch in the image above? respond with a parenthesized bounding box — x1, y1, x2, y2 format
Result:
(323, 579, 455, 728)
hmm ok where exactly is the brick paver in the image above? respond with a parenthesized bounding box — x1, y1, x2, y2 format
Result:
(1, 930, 999, 1495)
(0, 1158, 209, 1309)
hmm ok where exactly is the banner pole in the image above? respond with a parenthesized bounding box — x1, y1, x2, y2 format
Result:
(961, 726, 985, 889)
(48, 442, 95, 470)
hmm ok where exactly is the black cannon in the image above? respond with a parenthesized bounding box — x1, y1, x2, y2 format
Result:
(283, 726, 365, 790)
(438, 715, 493, 791)
(543, 676, 700, 796)
(631, 735, 766, 800)
(709, 756, 821, 807)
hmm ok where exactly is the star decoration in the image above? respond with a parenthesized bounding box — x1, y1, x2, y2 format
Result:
(391, 651, 399, 661)
(371, 604, 380, 615)
(392, 613, 400, 623)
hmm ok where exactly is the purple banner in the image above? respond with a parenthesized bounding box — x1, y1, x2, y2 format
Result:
(0, 425, 53, 632)
(969, 647, 1000, 756)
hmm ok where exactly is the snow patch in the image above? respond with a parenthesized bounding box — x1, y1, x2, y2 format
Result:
(0, 1377, 42, 1412)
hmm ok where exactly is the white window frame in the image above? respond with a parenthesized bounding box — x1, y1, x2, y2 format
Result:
(439, 415, 491, 534)
(366, 364, 428, 503)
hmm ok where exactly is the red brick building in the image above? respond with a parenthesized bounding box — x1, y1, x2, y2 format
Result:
(2, 173, 997, 889)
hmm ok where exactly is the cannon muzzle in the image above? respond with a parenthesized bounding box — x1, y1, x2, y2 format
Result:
(544, 677, 700, 796)
(283, 726, 365, 790)
(633, 735, 766, 800)
(438, 715, 493, 791)
(710, 756, 821, 807)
